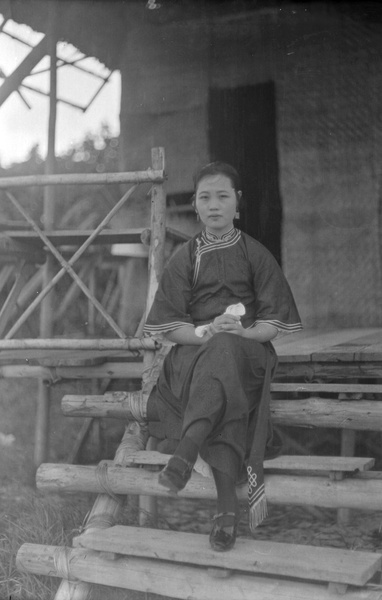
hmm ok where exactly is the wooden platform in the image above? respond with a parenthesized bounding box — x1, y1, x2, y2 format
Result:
(273, 328, 382, 379)
(74, 525, 382, 588)
(117, 450, 375, 477)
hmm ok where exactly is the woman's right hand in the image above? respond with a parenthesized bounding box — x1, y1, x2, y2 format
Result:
(209, 314, 241, 336)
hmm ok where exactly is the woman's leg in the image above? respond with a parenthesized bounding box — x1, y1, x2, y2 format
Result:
(158, 418, 215, 492)
(209, 466, 240, 551)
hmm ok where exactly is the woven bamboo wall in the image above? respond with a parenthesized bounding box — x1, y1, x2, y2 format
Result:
(278, 9, 382, 327)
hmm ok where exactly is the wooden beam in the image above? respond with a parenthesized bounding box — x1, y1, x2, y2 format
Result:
(61, 395, 382, 431)
(36, 463, 382, 511)
(16, 543, 382, 600)
(103, 451, 375, 476)
(73, 525, 381, 586)
(0, 37, 48, 107)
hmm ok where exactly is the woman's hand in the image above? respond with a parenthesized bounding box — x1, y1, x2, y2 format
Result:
(209, 314, 244, 336)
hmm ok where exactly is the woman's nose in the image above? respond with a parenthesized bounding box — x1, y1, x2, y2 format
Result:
(208, 196, 219, 210)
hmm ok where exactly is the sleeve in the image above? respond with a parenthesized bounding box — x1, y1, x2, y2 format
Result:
(248, 240, 303, 335)
(143, 244, 194, 335)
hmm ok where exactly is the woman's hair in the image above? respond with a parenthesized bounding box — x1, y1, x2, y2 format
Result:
(193, 161, 241, 192)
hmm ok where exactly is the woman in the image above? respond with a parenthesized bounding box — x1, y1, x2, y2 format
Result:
(143, 162, 302, 551)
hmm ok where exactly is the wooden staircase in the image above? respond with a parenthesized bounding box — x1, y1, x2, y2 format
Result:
(11, 150, 382, 600)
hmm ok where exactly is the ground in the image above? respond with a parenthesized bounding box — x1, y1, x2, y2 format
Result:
(1, 378, 382, 599)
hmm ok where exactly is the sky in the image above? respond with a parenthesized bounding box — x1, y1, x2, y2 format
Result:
(0, 15, 121, 167)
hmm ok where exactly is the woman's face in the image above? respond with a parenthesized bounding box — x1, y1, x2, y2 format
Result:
(195, 174, 240, 236)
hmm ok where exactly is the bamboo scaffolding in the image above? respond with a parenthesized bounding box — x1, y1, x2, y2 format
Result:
(4, 184, 138, 339)
(0, 170, 164, 188)
(6, 190, 127, 338)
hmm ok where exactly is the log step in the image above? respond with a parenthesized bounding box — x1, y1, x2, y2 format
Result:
(61, 394, 382, 431)
(36, 463, 382, 511)
(271, 383, 382, 394)
(120, 452, 375, 476)
(73, 525, 381, 587)
(16, 542, 382, 600)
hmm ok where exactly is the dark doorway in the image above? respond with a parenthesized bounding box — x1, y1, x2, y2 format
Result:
(208, 82, 283, 265)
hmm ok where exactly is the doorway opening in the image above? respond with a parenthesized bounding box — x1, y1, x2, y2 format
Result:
(208, 81, 282, 265)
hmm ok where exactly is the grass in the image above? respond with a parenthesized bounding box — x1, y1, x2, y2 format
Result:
(0, 377, 142, 600)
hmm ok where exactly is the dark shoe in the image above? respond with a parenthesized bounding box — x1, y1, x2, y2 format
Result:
(158, 455, 194, 494)
(209, 511, 239, 552)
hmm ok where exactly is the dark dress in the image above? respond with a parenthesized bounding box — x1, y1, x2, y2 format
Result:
(143, 227, 302, 528)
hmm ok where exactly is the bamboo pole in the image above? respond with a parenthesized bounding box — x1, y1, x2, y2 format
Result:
(16, 544, 382, 600)
(0, 37, 48, 107)
(0, 170, 164, 188)
(34, 20, 57, 469)
(36, 463, 382, 511)
(145, 147, 166, 316)
(0, 337, 156, 350)
(137, 147, 167, 525)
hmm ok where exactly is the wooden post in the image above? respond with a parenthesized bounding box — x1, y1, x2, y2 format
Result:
(337, 384, 358, 526)
(34, 15, 57, 469)
(145, 147, 166, 316)
(138, 148, 166, 525)
(337, 429, 357, 525)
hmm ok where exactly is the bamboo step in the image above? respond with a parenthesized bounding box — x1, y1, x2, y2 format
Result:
(73, 525, 381, 587)
(118, 451, 375, 476)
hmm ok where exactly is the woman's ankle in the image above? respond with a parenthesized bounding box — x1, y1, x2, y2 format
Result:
(174, 436, 199, 465)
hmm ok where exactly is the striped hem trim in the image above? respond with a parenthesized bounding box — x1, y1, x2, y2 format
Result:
(143, 321, 192, 335)
(251, 319, 303, 333)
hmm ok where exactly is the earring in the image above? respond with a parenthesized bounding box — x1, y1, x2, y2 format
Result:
(195, 212, 200, 222)
(235, 210, 240, 220)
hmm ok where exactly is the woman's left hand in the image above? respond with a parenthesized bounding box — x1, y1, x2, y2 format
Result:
(210, 314, 245, 337)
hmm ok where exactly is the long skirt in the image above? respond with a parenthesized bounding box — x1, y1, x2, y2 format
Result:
(151, 332, 277, 483)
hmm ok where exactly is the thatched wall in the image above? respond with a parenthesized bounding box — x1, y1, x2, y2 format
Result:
(118, 3, 382, 328)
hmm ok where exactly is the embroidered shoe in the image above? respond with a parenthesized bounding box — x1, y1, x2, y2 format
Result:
(209, 511, 239, 552)
(158, 455, 194, 494)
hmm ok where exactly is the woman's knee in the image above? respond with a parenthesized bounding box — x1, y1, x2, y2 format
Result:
(205, 332, 238, 353)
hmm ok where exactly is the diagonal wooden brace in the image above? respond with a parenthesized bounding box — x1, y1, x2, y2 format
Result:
(4, 185, 138, 339)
